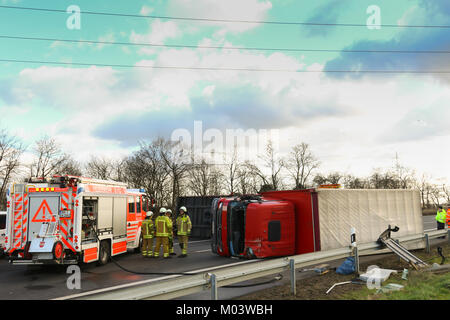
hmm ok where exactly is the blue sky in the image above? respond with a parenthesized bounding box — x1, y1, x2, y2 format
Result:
(0, 0, 449, 181)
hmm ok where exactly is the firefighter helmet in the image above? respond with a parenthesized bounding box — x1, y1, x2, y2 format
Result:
(159, 207, 167, 214)
(146, 211, 153, 217)
(180, 206, 187, 213)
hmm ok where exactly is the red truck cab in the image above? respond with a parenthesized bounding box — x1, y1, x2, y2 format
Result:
(211, 196, 297, 258)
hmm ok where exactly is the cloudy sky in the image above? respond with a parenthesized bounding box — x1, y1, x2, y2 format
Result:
(0, 0, 449, 182)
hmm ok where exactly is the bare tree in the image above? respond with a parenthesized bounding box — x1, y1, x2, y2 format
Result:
(236, 160, 268, 194)
(0, 129, 24, 209)
(393, 154, 415, 189)
(111, 158, 127, 181)
(286, 143, 319, 189)
(86, 156, 115, 180)
(313, 172, 344, 186)
(414, 173, 434, 208)
(157, 138, 190, 208)
(259, 140, 284, 191)
(342, 174, 369, 189)
(30, 136, 69, 179)
(442, 184, 450, 206)
(430, 186, 443, 207)
(223, 145, 240, 194)
(186, 158, 225, 196)
(369, 170, 400, 189)
(124, 140, 171, 208)
(55, 156, 83, 176)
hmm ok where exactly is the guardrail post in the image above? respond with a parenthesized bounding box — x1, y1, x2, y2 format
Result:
(210, 274, 218, 300)
(289, 259, 296, 296)
(425, 234, 430, 253)
(354, 247, 360, 274)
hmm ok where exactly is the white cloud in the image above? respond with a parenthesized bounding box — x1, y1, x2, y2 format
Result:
(167, 0, 273, 34)
(140, 5, 154, 15)
(130, 19, 181, 55)
(96, 33, 116, 50)
(3, 40, 450, 182)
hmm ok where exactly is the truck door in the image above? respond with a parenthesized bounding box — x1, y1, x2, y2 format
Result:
(28, 195, 60, 241)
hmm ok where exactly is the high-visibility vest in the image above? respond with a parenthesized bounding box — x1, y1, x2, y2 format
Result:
(141, 219, 154, 239)
(155, 216, 172, 237)
(176, 215, 192, 236)
(436, 209, 446, 223)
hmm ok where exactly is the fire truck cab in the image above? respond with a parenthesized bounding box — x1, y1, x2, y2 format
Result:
(4, 175, 149, 265)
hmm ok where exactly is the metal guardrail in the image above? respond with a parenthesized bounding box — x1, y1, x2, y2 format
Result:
(61, 229, 449, 300)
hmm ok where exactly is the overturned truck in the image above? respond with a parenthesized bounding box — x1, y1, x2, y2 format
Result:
(211, 188, 424, 258)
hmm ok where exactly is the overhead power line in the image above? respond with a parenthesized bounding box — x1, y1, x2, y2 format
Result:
(1, 34, 449, 54)
(1, 5, 450, 29)
(1, 58, 449, 74)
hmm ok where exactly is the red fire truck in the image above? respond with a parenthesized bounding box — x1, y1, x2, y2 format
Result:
(211, 188, 424, 259)
(4, 175, 150, 265)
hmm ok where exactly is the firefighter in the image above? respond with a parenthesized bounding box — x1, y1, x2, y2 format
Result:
(176, 206, 192, 258)
(141, 211, 154, 257)
(153, 207, 173, 259)
(166, 209, 177, 256)
(436, 206, 447, 230)
(436, 206, 447, 239)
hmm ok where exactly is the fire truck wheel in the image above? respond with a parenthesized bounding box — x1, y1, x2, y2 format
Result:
(52, 241, 64, 260)
(98, 241, 110, 266)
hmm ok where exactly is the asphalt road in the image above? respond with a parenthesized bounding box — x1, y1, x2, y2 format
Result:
(0, 215, 443, 300)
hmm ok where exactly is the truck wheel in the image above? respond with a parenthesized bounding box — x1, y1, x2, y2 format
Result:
(97, 241, 110, 266)
(52, 241, 64, 260)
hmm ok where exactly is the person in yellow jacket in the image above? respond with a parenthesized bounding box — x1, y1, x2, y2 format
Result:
(176, 206, 192, 258)
(153, 207, 173, 259)
(166, 209, 177, 256)
(436, 206, 447, 230)
(436, 206, 447, 239)
(141, 211, 154, 257)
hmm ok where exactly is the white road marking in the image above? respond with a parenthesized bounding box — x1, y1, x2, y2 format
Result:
(193, 249, 211, 253)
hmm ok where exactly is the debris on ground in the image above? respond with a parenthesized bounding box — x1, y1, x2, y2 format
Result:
(401, 268, 409, 280)
(300, 264, 331, 275)
(376, 283, 404, 294)
(235, 241, 450, 300)
(326, 281, 351, 294)
(335, 257, 355, 275)
(359, 265, 397, 283)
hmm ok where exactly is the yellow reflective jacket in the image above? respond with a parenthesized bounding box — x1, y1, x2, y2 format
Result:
(141, 219, 154, 239)
(155, 215, 173, 237)
(436, 209, 447, 223)
(176, 214, 192, 236)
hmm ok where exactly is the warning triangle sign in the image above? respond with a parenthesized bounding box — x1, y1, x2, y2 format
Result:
(32, 199, 56, 223)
